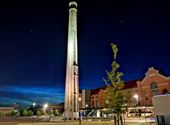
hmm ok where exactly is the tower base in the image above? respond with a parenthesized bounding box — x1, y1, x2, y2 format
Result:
(64, 110, 79, 120)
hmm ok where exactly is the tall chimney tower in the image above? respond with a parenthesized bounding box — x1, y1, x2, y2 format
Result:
(64, 1, 79, 119)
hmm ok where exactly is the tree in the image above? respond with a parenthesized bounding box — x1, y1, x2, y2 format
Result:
(27, 110, 33, 116)
(48, 109, 54, 116)
(10, 110, 17, 117)
(22, 110, 28, 116)
(36, 110, 41, 117)
(0, 112, 4, 117)
(54, 109, 59, 116)
(104, 43, 126, 125)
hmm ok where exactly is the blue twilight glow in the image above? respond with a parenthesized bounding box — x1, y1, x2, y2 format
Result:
(0, 86, 64, 106)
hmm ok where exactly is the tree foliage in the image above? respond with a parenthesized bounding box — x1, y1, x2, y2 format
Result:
(104, 43, 126, 125)
(0, 112, 4, 117)
(22, 110, 28, 116)
(54, 109, 60, 116)
(48, 109, 54, 116)
(10, 110, 17, 117)
(27, 110, 33, 116)
(36, 110, 41, 117)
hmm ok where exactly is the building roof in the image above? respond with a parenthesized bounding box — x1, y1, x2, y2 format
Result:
(90, 80, 138, 95)
(0, 107, 15, 110)
(50, 102, 64, 106)
(91, 86, 106, 95)
(123, 80, 138, 89)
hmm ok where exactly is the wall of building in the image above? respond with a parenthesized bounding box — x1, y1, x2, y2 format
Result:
(137, 67, 170, 106)
(98, 89, 105, 108)
(123, 88, 138, 106)
(81, 90, 91, 109)
(90, 82, 138, 109)
(80, 67, 170, 109)
(0, 107, 15, 113)
(91, 94, 99, 108)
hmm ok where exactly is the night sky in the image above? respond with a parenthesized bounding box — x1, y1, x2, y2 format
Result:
(0, 0, 170, 106)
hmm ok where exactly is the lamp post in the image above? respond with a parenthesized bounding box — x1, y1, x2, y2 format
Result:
(133, 94, 139, 106)
(85, 104, 88, 115)
(32, 102, 36, 124)
(85, 104, 88, 121)
(133, 94, 139, 117)
(43, 103, 48, 117)
(105, 100, 109, 108)
(78, 97, 82, 125)
(32, 102, 36, 115)
(32, 102, 36, 114)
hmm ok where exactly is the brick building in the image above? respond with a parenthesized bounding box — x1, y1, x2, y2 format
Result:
(81, 67, 170, 109)
(0, 107, 15, 113)
(137, 67, 170, 106)
(89, 80, 138, 108)
(81, 90, 91, 109)
(49, 103, 64, 113)
(90, 87, 105, 108)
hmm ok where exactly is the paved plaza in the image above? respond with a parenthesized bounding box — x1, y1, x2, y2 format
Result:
(0, 121, 155, 125)
(0, 117, 156, 125)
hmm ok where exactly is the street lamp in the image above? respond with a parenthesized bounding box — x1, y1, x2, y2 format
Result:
(78, 97, 82, 111)
(85, 104, 88, 108)
(133, 94, 139, 117)
(78, 97, 82, 101)
(133, 94, 139, 106)
(33, 102, 36, 106)
(105, 100, 109, 108)
(43, 103, 48, 116)
(32, 102, 36, 115)
(78, 97, 82, 125)
(85, 104, 88, 121)
(32, 102, 36, 124)
(43, 103, 48, 109)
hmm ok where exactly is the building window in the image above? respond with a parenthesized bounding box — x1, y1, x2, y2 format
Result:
(144, 91, 148, 97)
(162, 89, 168, 94)
(150, 82, 159, 95)
(92, 101, 94, 108)
(150, 82, 158, 89)
(96, 100, 99, 108)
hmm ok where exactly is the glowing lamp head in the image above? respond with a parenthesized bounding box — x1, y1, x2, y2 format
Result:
(78, 97, 81, 101)
(85, 104, 88, 108)
(133, 94, 139, 99)
(43, 103, 48, 109)
(33, 103, 36, 106)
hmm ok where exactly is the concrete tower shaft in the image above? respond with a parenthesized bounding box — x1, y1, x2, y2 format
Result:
(64, 1, 79, 119)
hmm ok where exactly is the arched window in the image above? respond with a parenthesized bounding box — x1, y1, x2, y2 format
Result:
(144, 91, 148, 97)
(162, 89, 168, 94)
(150, 82, 159, 95)
(150, 82, 158, 89)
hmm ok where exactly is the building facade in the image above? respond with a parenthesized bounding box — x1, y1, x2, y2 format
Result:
(0, 107, 15, 113)
(81, 90, 91, 109)
(89, 81, 138, 109)
(90, 88, 104, 108)
(137, 67, 170, 106)
(80, 67, 170, 108)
